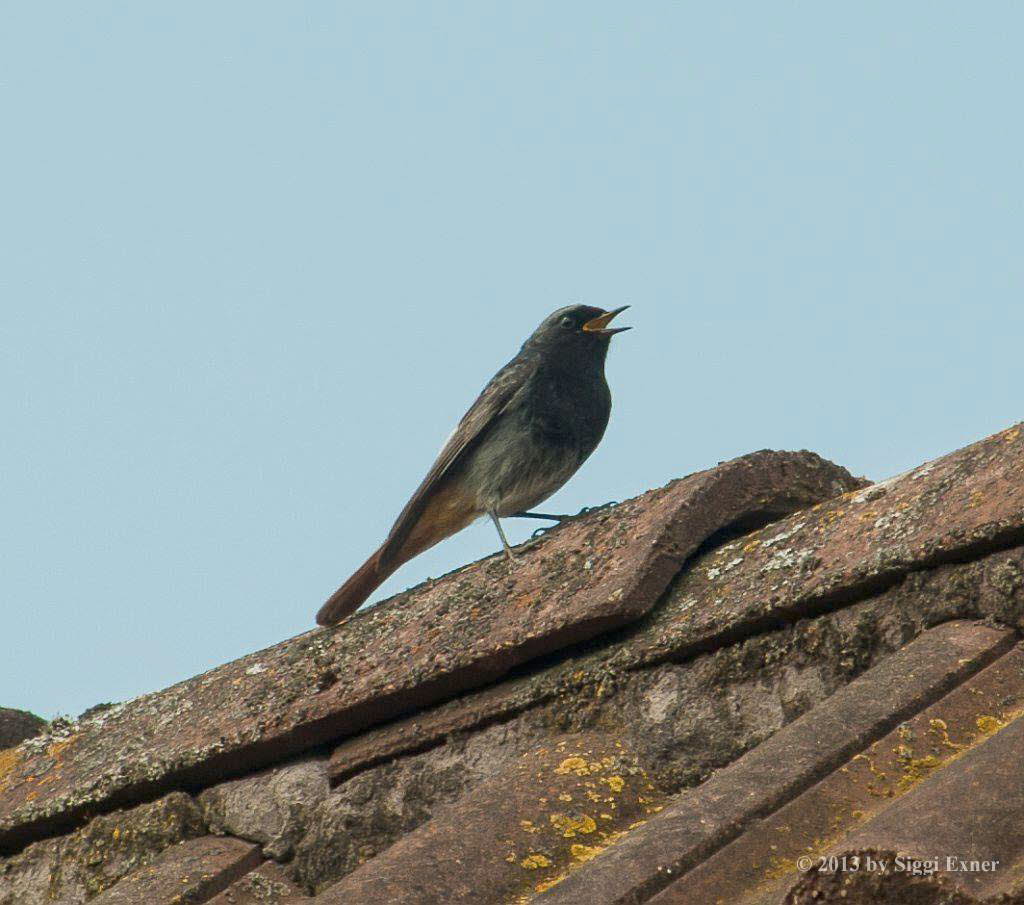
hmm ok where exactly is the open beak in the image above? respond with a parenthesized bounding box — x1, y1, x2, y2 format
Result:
(581, 305, 631, 336)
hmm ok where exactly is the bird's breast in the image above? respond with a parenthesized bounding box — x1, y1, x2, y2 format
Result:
(526, 367, 611, 452)
(454, 362, 613, 515)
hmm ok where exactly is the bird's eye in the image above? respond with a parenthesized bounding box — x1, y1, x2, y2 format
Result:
(560, 316, 575, 329)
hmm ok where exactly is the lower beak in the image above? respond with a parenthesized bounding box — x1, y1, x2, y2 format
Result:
(582, 305, 632, 335)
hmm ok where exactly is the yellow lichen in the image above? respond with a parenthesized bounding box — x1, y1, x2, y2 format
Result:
(927, 718, 962, 751)
(764, 855, 798, 880)
(534, 875, 565, 894)
(520, 853, 552, 869)
(554, 756, 590, 776)
(853, 752, 886, 781)
(549, 813, 597, 837)
(0, 748, 23, 793)
(42, 736, 76, 770)
(570, 843, 603, 863)
(895, 754, 942, 791)
(603, 775, 625, 793)
(976, 714, 1006, 735)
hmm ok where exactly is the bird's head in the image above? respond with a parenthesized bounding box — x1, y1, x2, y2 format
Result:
(524, 305, 631, 357)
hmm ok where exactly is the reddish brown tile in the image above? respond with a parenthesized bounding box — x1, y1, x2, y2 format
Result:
(0, 451, 855, 854)
(533, 622, 1013, 905)
(90, 836, 261, 905)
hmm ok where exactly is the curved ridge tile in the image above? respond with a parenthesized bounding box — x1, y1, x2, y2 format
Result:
(0, 450, 858, 854)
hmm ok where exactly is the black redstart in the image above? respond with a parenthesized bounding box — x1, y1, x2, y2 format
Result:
(316, 304, 630, 626)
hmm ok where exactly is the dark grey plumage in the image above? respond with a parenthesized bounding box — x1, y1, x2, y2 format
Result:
(317, 304, 629, 625)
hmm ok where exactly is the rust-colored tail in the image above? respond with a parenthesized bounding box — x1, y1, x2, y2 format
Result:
(317, 482, 480, 626)
(316, 547, 397, 626)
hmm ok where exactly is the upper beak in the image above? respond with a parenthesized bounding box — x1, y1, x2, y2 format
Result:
(582, 305, 632, 336)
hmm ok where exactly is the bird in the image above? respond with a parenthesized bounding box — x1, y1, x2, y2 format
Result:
(316, 304, 630, 626)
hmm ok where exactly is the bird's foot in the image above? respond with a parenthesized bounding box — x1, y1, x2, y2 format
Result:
(517, 501, 619, 538)
(510, 510, 571, 522)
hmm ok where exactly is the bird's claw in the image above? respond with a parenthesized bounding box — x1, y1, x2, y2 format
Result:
(576, 501, 619, 516)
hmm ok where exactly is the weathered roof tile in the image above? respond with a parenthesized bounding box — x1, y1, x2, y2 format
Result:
(89, 836, 261, 905)
(0, 791, 205, 905)
(0, 450, 857, 854)
(329, 424, 1024, 782)
(649, 640, 1024, 904)
(316, 732, 662, 905)
(816, 715, 1024, 901)
(533, 622, 1014, 904)
(670, 422, 1024, 653)
(6, 424, 1022, 905)
(207, 861, 309, 904)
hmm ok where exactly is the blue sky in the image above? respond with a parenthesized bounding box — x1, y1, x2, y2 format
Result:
(2, 4, 1021, 718)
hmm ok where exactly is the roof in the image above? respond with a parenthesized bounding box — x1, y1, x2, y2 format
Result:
(1, 423, 1023, 905)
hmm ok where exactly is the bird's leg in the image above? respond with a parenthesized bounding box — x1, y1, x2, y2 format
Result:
(488, 510, 515, 564)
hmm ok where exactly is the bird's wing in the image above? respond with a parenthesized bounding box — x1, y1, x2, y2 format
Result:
(377, 351, 537, 567)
